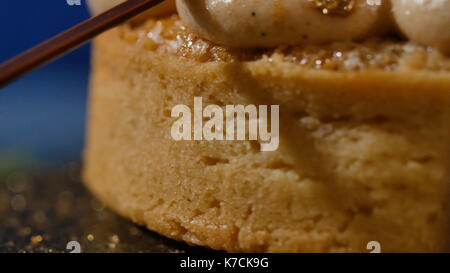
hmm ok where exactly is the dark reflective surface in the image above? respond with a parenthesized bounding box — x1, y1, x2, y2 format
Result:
(0, 162, 211, 253)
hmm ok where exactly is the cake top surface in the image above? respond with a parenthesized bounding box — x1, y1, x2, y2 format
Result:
(117, 15, 450, 72)
(88, 0, 450, 54)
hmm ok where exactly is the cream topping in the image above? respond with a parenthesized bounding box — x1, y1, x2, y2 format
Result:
(392, 0, 450, 54)
(176, 0, 392, 47)
(88, 0, 450, 53)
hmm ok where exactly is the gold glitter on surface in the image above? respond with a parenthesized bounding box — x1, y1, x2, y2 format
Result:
(30, 235, 43, 245)
(0, 162, 213, 253)
(110, 235, 120, 244)
(310, 0, 355, 16)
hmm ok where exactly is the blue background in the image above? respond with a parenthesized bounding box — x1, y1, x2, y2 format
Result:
(0, 0, 91, 164)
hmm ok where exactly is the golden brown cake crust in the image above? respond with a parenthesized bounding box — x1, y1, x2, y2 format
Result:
(83, 16, 450, 252)
(118, 15, 450, 71)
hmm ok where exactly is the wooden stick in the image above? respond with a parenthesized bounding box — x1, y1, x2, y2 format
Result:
(0, 0, 164, 88)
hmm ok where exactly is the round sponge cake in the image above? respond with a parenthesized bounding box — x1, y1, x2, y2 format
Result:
(83, 15, 450, 252)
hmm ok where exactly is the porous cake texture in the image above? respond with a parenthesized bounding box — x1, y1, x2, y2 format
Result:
(83, 16, 450, 252)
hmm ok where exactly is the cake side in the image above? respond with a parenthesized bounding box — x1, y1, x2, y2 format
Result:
(83, 17, 450, 252)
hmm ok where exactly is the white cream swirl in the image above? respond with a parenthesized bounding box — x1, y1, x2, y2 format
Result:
(176, 0, 393, 47)
(88, 0, 450, 53)
(392, 0, 450, 54)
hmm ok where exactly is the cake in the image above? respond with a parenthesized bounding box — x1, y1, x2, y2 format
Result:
(84, 0, 450, 252)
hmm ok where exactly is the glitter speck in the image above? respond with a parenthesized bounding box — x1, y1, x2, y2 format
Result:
(110, 235, 120, 244)
(31, 235, 43, 245)
(310, 0, 354, 16)
(87, 234, 95, 241)
(315, 59, 323, 67)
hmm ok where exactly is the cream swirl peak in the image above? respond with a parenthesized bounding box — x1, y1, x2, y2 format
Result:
(392, 0, 450, 54)
(88, 0, 450, 53)
(176, 0, 391, 47)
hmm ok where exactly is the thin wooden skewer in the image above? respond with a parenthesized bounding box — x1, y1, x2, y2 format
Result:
(0, 0, 164, 88)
